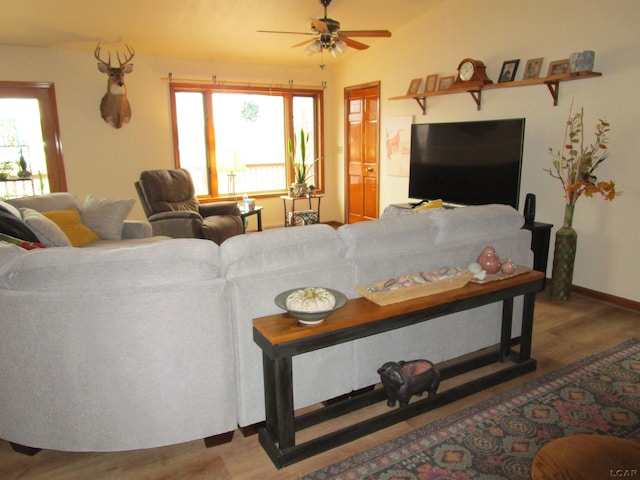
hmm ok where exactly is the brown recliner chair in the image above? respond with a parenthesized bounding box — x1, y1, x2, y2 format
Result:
(135, 169, 244, 245)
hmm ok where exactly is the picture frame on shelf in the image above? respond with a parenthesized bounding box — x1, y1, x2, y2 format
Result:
(499, 59, 520, 82)
(406, 78, 423, 96)
(425, 74, 438, 92)
(437, 75, 454, 91)
(523, 57, 543, 79)
(548, 59, 570, 76)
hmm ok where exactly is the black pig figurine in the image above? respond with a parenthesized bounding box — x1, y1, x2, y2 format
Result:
(378, 359, 440, 407)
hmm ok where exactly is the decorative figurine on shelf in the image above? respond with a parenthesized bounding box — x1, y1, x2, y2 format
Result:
(378, 359, 440, 408)
(17, 150, 31, 178)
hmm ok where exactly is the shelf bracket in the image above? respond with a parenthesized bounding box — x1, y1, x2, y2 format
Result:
(414, 97, 427, 115)
(468, 90, 482, 111)
(545, 80, 560, 106)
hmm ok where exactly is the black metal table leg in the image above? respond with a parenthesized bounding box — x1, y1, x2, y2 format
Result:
(519, 291, 536, 361)
(500, 297, 514, 362)
(273, 356, 295, 448)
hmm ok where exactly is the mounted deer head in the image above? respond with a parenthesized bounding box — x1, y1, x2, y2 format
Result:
(95, 43, 134, 129)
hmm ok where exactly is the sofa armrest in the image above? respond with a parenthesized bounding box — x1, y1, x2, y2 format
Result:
(148, 210, 203, 221)
(147, 211, 204, 238)
(199, 201, 241, 218)
(121, 220, 152, 239)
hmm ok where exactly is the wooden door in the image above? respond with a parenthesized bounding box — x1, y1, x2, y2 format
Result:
(345, 82, 380, 224)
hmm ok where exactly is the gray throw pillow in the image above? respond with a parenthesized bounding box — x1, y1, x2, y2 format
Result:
(20, 207, 72, 247)
(81, 195, 135, 240)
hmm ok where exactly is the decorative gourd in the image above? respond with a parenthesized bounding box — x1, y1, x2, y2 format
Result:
(477, 246, 501, 274)
(286, 287, 336, 312)
(501, 258, 517, 274)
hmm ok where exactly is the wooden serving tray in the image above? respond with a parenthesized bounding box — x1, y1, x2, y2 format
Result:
(356, 272, 474, 306)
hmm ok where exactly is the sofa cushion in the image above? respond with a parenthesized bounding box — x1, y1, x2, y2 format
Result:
(338, 209, 440, 258)
(430, 204, 524, 243)
(41, 208, 100, 246)
(220, 224, 345, 277)
(81, 195, 135, 241)
(0, 242, 27, 276)
(0, 238, 220, 292)
(20, 207, 72, 247)
(8, 192, 82, 212)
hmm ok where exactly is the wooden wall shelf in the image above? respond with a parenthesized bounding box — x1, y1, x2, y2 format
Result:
(390, 71, 602, 115)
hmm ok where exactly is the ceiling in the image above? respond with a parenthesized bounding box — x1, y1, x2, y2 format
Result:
(0, 0, 439, 67)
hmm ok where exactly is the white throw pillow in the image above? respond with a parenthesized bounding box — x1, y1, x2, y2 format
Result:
(20, 207, 72, 247)
(81, 195, 135, 240)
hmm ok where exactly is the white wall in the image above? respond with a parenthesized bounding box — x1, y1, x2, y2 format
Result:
(0, 47, 339, 229)
(331, 0, 640, 302)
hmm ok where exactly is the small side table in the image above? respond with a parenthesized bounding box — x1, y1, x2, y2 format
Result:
(280, 194, 323, 227)
(239, 206, 263, 232)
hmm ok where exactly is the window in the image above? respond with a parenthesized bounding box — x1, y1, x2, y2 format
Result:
(0, 82, 66, 199)
(170, 83, 324, 200)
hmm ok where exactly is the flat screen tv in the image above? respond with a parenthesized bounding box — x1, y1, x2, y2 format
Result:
(408, 118, 525, 209)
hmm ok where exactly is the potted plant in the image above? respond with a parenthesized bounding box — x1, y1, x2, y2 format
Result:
(545, 104, 619, 300)
(288, 128, 317, 197)
(0, 161, 14, 180)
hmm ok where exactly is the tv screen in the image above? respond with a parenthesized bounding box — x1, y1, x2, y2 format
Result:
(409, 118, 525, 209)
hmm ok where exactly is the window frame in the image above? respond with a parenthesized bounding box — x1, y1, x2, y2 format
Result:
(0, 81, 67, 193)
(169, 82, 325, 201)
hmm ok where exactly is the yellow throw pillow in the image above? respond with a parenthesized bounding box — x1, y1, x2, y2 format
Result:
(41, 208, 100, 247)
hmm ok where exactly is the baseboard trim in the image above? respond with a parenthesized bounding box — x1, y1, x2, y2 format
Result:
(546, 277, 640, 312)
(572, 284, 640, 312)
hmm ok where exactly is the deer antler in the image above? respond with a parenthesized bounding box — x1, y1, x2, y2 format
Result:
(94, 43, 111, 67)
(116, 44, 135, 67)
(94, 43, 135, 67)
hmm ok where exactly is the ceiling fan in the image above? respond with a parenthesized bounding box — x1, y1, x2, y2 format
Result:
(258, 0, 392, 57)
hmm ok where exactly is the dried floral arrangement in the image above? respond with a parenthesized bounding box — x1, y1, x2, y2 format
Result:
(546, 104, 619, 205)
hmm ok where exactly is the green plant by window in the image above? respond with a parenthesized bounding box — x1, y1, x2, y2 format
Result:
(288, 128, 315, 184)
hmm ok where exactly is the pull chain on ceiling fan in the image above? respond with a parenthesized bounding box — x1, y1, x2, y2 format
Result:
(258, 0, 392, 57)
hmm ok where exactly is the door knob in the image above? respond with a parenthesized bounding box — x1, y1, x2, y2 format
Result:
(366, 167, 374, 172)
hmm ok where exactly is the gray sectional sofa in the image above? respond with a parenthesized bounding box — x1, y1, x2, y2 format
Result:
(0, 202, 532, 453)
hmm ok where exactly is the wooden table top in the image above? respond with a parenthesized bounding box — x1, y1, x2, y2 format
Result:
(253, 270, 544, 348)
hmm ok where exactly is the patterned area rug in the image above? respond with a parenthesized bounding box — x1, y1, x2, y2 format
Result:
(302, 338, 640, 480)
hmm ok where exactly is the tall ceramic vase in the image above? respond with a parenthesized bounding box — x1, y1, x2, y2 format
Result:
(549, 204, 577, 301)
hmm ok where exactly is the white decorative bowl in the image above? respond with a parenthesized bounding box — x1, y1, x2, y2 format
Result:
(274, 288, 347, 325)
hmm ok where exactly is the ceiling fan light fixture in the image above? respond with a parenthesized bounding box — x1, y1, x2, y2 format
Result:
(259, 0, 389, 57)
(305, 39, 322, 55)
(334, 39, 347, 54)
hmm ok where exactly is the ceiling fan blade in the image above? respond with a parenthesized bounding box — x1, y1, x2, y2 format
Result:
(257, 30, 315, 36)
(341, 37, 370, 50)
(292, 38, 317, 48)
(339, 30, 392, 38)
(310, 18, 330, 33)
